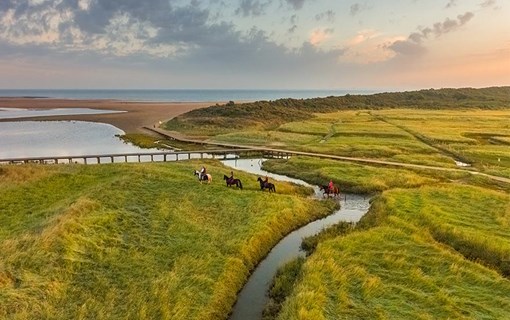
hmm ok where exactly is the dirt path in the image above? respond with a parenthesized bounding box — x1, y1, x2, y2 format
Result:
(147, 127, 510, 185)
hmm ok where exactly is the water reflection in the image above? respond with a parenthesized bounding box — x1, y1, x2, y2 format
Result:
(0, 107, 123, 120)
(222, 158, 371, 320)
(0, 121, 159, 159)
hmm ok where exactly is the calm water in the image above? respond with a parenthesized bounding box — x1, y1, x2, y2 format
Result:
(0, 107, 123, 120)
(0, 121, 160, 159)
(222, 159, 371, 320)
(0, 89, 376, 102)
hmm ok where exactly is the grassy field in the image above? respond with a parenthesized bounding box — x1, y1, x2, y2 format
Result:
(276, 185, 510, 319)
(0, 161, 334, 319)
(262, 156, 462, 194)
(164, 87, 510, 175)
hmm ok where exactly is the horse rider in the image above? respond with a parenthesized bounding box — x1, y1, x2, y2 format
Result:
(200, 166, 206, 180)
(229, 171, 234, 182)
(264, 175, 269, 187)
(329, 179, 334, 193)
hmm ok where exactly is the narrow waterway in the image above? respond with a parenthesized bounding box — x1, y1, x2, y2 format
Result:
(221, 158, 371, 320)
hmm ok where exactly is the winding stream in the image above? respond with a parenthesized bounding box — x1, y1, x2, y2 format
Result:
(221, 158, 371, 320)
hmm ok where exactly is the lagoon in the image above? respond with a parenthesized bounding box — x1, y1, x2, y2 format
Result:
(0, 120, 159, 159)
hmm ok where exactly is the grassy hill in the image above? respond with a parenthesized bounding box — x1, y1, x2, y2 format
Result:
(0, 161, 334, 319)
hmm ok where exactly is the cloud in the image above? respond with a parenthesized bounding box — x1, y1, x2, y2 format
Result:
(309, 28, 334, 46)
(315, 10, 335, 23)
(445, 0, 457, 8)
(285, 0, 306, 10)
(388, 11, 475, 57)
(350, 2, 370, 16)
(235, 0, 271, 17)
(480, 0, 496, 8)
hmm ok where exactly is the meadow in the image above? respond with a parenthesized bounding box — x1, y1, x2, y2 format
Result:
(163, 87, 509, 319)
(3, 87, 509, 319)
(0, 161, 334, 319)
(276, 185, 510, 319)
(165, 87, 510, 176)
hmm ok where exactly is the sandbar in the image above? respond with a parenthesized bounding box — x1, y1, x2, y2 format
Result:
(0, 98, 215, 133)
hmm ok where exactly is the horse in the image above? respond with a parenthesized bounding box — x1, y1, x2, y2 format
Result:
(319, 185, 340, 198)
(223, 175, 243, 189)
(257, 177, 276, 192)
(194, 170, 212, 184)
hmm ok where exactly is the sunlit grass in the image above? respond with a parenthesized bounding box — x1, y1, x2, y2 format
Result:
(278, 184, 510, 319)
(262, 157, 447, 193)
(0, 161, 334, 319)
(278, 226, 510, 319)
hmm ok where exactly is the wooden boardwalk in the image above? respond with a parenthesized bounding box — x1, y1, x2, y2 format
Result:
(1, 126, 509, 185)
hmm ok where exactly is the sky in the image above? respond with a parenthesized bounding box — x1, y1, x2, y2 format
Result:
(0, 0, 509, 90)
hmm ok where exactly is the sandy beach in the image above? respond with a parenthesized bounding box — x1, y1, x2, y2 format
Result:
(0, 98, 215, 133)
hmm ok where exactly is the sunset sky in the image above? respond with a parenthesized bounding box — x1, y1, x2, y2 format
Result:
(0, 0, 508, 90)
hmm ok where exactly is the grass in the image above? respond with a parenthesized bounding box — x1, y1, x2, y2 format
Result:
(278, 226, 510, 320)
(0, 160, 335, 319)
(261, 156, 452, 194)
(165, 88, 510, 173)
(276, 184, 510, 319)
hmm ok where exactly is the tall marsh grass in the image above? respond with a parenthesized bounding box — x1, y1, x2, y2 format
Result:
(0, 161, 334, 319)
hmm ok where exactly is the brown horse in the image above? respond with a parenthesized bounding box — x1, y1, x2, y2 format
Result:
(223, 175, 243, 189)
(319, 185, 340, 198)
(257, 177, 276, 192)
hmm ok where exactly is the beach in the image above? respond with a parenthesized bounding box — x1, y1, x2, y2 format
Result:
(0, 98, 215, 133)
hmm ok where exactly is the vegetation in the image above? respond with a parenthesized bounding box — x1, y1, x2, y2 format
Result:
(166, 87, 510, 137)
(276, 185, 510, 319)
(165, 87, 509, 175)
(0, 161, 335, 319)
(262, 156, 453, 194)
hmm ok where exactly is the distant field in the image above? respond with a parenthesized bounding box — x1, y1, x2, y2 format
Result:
(165, 87, 510, 176)
(277, 185, 510, 319)
(0, 161, 334, 319)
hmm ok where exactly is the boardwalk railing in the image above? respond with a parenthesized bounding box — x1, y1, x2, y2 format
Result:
(0, 149, 291, 165)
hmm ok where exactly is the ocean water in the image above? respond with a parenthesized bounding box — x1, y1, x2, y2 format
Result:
(0, 89, 375, 102)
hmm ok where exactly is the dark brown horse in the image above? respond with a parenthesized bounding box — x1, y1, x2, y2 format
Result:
(257, 177, 276, 192)
(224, 175, 243, 189)
(319, 185, 340, 198)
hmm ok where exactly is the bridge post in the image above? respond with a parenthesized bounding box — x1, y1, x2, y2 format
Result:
(84, 158, 87, 164)
(97, 157, 100, 164)
(125, 155, 128, 162)
(138, 155, 141, 162)
(111, 156, 114, 163)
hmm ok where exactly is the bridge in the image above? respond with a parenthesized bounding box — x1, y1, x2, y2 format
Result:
(1, 127, 509, 185)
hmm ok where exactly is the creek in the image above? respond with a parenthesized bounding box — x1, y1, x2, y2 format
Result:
(221, 158, 371, 320)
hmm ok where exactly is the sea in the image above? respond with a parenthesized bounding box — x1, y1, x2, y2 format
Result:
(0, 89, 376, 102)
(0, 88, 378, 160)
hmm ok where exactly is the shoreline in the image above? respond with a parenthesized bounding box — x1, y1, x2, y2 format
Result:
(0, 98, 217, 133)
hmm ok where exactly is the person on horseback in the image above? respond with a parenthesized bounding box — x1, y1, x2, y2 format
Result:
(229, 171, 234, 181)
(200, 166, 206, 181)
(264, 175, 269, 188)
(329, 179, 334, 193)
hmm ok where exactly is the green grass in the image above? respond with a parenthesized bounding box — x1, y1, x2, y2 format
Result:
(165, 88, 510, 173)
(277, 184, 510, 319)
(0, 161, 335, 319)
(262, 157, 449, 194)
(278, 226, 510, 320)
